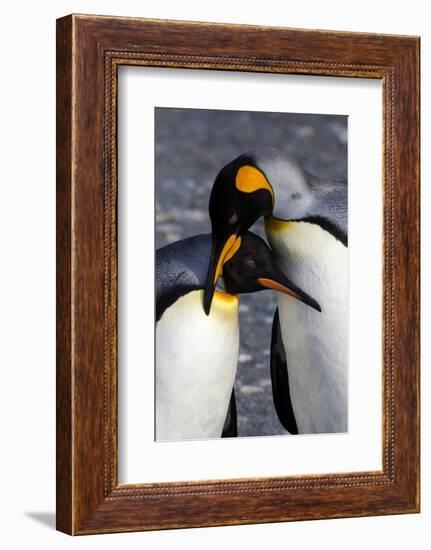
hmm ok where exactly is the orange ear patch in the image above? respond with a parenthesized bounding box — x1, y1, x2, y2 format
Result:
(235, 165, 274, 203)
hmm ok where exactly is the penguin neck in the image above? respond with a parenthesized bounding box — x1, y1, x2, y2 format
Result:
(215, 276, 239, 306)
(213, 289, 239, 308)
(265, 216, 346, 280)
(265, 214, 348, 311)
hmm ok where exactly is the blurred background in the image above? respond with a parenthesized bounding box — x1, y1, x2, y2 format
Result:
(155, 107, 347, 437)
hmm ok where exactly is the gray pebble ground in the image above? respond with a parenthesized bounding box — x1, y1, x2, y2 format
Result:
(155, 107, 347, 437)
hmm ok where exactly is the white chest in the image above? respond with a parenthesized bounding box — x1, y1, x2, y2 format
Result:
(156, 290, 239, 441)
(266, 219, 348, 434)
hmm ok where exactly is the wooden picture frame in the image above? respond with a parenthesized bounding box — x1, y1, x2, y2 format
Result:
(56, 14, 420, 535)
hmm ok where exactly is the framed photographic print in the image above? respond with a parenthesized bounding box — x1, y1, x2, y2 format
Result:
(56, 14, 420, 534)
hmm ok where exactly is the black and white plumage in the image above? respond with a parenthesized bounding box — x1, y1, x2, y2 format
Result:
(156, 231, 320, 441)
(266, 216, 348, 434)
(156, 234, 239, 441)
(253, 148, 348, 434)
(156, 234, 212, 323)
(205, 148, 348, 434)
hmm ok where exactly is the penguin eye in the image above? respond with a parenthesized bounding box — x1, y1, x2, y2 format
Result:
(228, 212, 239, 226)
(244, 258, 256, 270)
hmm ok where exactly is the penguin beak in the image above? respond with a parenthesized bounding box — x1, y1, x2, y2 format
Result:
(204, 234, 242, 315)
(257, 270, 321, 312)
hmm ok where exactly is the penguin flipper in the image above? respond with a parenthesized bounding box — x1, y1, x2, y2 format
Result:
(270, 308, 299, 435)
(221, 389, 237, 438)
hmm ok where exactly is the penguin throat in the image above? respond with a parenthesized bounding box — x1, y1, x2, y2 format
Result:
(215, 276, 237, 298)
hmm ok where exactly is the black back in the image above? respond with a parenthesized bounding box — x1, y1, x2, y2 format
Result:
(298, 174, 348, 246)
(156, 234, 211, 322)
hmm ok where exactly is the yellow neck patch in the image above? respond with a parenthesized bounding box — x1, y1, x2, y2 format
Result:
(265, 216, 293, 234)
(235, 165, 274, 203)
(213, 291, 238, 307)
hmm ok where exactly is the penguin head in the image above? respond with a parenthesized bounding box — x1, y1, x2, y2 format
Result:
(204, 148, 320, 314)
(204, 155, 275, 315)
(222, 232, 321, 312)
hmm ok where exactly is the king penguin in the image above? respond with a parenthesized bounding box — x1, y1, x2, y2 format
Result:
(204, 148, 348, 434)
(156, 231, 320, 441)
